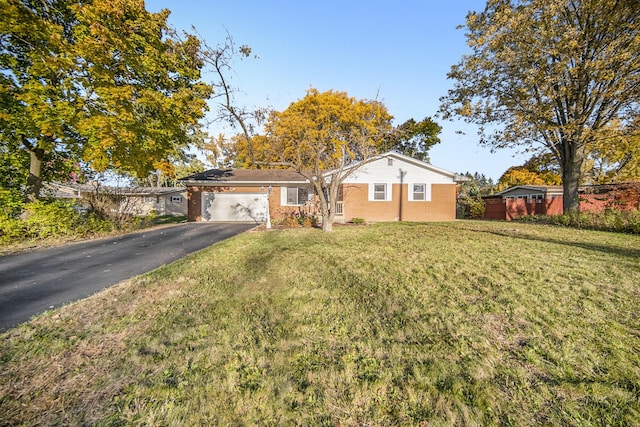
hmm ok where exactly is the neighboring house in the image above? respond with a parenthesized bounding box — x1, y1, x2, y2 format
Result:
(482, 183, 640, 220)
(482, 185, 564, 220)
(179, 151, 467, 224)
(114, 187, 188, 216)
(46, 182, 188, 216)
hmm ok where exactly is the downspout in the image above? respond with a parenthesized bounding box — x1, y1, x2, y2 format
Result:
(266, 186, 272, 229)
(398, 168, 406, 221)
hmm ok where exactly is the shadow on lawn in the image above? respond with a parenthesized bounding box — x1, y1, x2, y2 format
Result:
(461, 225, 640, 260)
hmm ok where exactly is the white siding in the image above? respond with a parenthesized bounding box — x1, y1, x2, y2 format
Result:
(343, 156, 455, 185)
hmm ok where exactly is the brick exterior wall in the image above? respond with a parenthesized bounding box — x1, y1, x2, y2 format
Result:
(188, 183, 457, 222)
(342, 183, 457, 222)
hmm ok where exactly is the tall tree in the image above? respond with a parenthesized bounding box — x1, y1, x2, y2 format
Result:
(1, 0, 77, 200)
(496, 152, 562, 190)
(384, 117, 441, 162)
(440, 0, 640, 213)
(198, 34, 266, 167)
(497, 167, 561, 191)
(583, 117, 640, 184)
(0, 0, 211, 201)
(258, 88, 393, 232)
(457, 172, 495, 218)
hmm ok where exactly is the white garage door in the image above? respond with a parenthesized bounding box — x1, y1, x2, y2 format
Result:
(201, 192, 268, 222)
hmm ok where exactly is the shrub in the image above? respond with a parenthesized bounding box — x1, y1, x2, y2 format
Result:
(277, 212, 317, 228)
(0, 188, 24, 219)
(457, 194, 486, 219)
(0, 217, 26, 244)
(300, 215, 316, 228)
(75, 213, 113, 236)
(0, 199, 116, 245)
(282, 215, 299, 228)
(351, 217, 365, 225)
(516, 209, 640, 234)
(22, 200, 80, 239)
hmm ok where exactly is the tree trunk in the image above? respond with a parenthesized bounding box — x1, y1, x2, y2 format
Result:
(26, 147, 45, 203)
(312, 178, 335, 232)
(322, 217, 333, 232)
(320, 197, 333, 232)
(319, 188, 333, 232)
(561, 141, 584, 214)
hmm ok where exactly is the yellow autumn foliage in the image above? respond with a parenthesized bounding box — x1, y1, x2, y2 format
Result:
(255, 88, 393, 171)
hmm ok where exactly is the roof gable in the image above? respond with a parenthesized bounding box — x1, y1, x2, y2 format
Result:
(494, 185, 564, 196)
(341, 151, 462, 184)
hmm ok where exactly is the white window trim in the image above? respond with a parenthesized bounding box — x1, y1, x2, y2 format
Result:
(369, 183, 390, 201)
(281, 186, 310, 206)
(408, 183, 431, 202)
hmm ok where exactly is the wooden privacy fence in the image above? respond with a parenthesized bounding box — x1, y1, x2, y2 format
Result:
(483, 197, 563, 220)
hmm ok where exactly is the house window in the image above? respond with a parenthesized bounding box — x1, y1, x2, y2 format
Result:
(387, 158, 394, 166)
(373, 183, 387, 201)
(171, 195, 182, 203)
(144, 196, 155, 203)
(285, 187, 309, 205)
(517, 195, 528, 200)
(530, 194, 543, 203)
(412, 184, 426, 201)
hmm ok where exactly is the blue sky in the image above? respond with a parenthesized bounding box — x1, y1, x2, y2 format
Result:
(145, 1, 528, 181)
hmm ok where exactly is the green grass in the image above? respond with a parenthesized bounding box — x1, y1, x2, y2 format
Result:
(1, 221, 639, 426)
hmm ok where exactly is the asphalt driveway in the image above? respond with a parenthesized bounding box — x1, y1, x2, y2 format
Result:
(0, 222, 255, 332)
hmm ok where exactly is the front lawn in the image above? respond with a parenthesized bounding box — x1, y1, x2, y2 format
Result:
(1, 221, 639, 425)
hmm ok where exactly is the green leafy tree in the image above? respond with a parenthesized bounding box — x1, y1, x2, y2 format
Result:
(172, 157, 208, 180)
(521, 152, 561, 175)
(1, 0, 211, 201)
(583, 117, 640, 184)
(384, 117, 441, 162)
(440, 0, 640, 213)
(497, 153, 562, 190)
(497, 167, 561, 191)
(258, 88, 393, 232)
(457, 172, 495, 218)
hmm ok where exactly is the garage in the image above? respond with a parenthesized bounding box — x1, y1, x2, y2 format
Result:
(201, 192, 268, 222)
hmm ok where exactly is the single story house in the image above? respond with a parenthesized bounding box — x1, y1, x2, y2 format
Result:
(482, 183, 640, 220)
(179, 151, 467, 224)
(46, 182, 188, 216)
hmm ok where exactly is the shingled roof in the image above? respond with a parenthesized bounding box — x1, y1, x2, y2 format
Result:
(179, 169, 308, 184)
